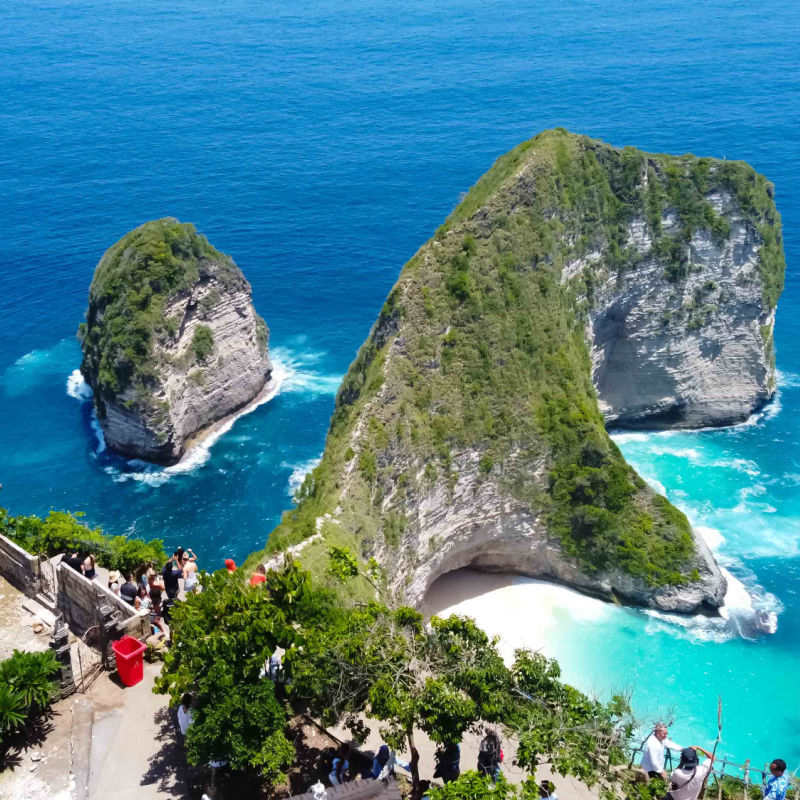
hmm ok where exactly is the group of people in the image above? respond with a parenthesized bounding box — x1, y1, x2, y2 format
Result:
(641, 723, 790, 800)
(327, 728, 558, 800)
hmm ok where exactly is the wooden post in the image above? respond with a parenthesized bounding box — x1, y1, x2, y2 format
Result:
(717, 758, 727, 800)
(743, 759, 751, 800)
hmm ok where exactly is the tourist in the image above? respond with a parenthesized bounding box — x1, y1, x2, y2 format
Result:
(433, 742, 461, 784)
(641, 722, 682, 779)
(107, 570, 120, 589)
(224, 558, 237, 572)
(134, 585, 151, 611)
(147, 567, 164, 592)
(177, 692, 194, 735)
(539, 780, 558, 800)
(63, 551, 83, 573)
(183, 551, 199, 594)
(667, 747, 714, 800)
(249, 564, 267, 587)
(764, 759, 790, 800)
(82, 554, 97, 580)
(148, 584, 168, 635)
(329, 743, 350, 786)
(162, 550, 184, 599)
(371, 744, 411, 780)
(477, 728, 503, 781)
(119, 573, 138, 606)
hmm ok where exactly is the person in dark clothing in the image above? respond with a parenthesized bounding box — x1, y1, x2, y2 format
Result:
(433, 742, 461, 784)
(162, 550, 184, 599)
(63, 552, 83, 573)
(119, 574, 138, 605)
(477, 729, 502, 781)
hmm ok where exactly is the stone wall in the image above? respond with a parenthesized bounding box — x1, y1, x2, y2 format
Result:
(0, 533, 40, 596)
(0, 531, 149, 641)
(56, 563, 149, 639)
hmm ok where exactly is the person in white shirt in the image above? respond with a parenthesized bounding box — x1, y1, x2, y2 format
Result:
(668, 747, 714, 800)
(641, 723, 683, 779)
(177, 693, 194, 736)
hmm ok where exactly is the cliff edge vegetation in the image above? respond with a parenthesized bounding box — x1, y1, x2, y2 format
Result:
(248, 130, 784, 613)
(79, 218, 272, 465)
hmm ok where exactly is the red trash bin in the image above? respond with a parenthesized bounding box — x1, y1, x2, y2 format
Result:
(112, 636, 147, 687)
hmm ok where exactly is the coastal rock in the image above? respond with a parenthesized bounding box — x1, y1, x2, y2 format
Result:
(79, 219, 271, 465)
(584, 190, 776, 428)
(265, 130, 785, 614)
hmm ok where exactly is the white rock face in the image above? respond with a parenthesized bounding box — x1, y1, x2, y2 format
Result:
(100, 272, 271, 464)
(579, 192, 775, 428)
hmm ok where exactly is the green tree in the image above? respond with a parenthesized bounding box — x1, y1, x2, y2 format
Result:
(154, 561, 326, 785)
(508, 650, 633, 795)
(0, 649, 60, 746)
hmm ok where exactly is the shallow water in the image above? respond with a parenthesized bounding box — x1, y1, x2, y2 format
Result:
(1, 0, 799, 768)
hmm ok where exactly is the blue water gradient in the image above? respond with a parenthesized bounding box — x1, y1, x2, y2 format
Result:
(1, 0, 799, 767)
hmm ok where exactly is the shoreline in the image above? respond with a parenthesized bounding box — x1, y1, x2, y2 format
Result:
(176, 365, 286, 466)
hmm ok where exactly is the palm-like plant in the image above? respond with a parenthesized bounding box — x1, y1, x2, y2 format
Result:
(0, 685, 27, 734)
(0, 649, 59, 711)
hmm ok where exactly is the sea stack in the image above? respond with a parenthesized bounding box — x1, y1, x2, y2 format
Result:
(265, 130, 785, 614)
(79, 218, 272, 465)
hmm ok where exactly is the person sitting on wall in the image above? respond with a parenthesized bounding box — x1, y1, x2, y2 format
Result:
(82, 553, 97, 580)
(63, 551, 83, 573)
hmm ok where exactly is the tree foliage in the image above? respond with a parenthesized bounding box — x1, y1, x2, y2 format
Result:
(156, 557, 636, 794)
(0, 507, 166, 576)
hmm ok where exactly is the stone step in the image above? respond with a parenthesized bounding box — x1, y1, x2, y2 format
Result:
(22, 596, 58, 628)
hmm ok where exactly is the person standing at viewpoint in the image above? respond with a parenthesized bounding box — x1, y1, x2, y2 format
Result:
(641, 722, 683, 780)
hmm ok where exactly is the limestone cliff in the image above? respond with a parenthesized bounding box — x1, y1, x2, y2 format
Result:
(79, 218, 271, 465)
(256, 130, 785, 614)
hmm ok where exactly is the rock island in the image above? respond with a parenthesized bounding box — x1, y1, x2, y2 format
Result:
(79, 218, 272, 465)
(255, 129, 785, 615)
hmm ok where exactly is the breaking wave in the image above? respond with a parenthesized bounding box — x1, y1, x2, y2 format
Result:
(282, 454, 323, 499)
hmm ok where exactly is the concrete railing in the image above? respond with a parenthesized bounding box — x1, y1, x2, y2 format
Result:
(0, 532, 41, 596)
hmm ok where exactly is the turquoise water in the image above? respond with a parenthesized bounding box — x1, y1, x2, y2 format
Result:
(1, 0, 799, 768)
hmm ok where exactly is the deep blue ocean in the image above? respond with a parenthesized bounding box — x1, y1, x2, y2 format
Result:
(1, 0, 799, 770)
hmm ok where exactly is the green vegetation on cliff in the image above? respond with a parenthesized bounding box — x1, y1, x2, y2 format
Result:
(252, 130, 783, 591)
(78, 218, 244, 414)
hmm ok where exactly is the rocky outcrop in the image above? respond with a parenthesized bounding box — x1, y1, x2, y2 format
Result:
(581, 190, 776, 428)
(262, 130, 784, 614)
(79, 219, 271, 464)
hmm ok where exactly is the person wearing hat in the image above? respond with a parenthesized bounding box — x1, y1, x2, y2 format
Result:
(667, 746, 714, 800)
(641, 722, 683, 779)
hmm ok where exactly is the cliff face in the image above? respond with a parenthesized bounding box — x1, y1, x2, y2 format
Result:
(583, 190, 775, 428)
(259, 130, 784, 614)
(79, 219, 271, 465)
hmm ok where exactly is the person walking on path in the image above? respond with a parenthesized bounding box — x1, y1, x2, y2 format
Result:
(641, 722, 683, 779)
(667, 747, 715, 800)
(764, 760, 790, 800)
(433, 742, 461, 784)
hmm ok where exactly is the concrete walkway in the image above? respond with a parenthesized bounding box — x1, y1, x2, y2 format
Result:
(87, 663, 189, 800)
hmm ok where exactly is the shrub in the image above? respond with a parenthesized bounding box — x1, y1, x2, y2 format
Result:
(192, 325, 215, 362)
(0, 649, 60, 744)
